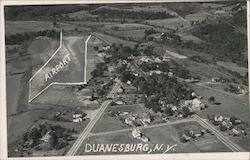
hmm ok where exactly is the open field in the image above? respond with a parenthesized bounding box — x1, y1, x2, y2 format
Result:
(5, 21, 80, 36)
(91, 104, 147, 133)
(66, 10, 98, 19)
(191, 84, 249, 123)
(7, 109, 48, 144)
(145, 18, 189, 30)
(216, 61, 248, 76)
(177, 59, 231, 80)
(177, 32, 203, 44)
(93, 32, 136, 47)
(78, 121, 230, 155)
(106, 29, 146, 41)
(142, 121, 230, 153)
(185, 12, 210, 22)
(33, 85, 99, 108)
(105, 23, 151, 31)
(6, 74, 23, 115)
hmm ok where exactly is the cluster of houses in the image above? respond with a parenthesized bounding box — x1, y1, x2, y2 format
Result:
(131, 128, 149, 142)
(181, 129, 207, 142)
(124, 113, 152, 127)
(212, 115, 245, 136)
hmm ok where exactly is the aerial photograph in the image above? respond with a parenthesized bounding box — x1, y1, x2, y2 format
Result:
(4, 1, 249, 157)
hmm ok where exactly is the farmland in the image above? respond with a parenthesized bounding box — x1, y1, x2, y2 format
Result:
(78, 121, 230, 155)
(4, 1, 249, 157)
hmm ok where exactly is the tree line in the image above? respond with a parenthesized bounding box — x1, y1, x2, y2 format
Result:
(6, 30, 60, 45)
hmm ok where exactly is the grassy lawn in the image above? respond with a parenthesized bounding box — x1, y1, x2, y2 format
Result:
(91, 104, 147, 133)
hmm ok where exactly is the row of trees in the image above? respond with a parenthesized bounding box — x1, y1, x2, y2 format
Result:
(6, 30, 60, 45)
(91, 9, 174, 20)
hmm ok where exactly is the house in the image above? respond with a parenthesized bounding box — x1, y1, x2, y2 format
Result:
(192, 98, 205, 111)
(115, 101, 124, 105)
(214, 115, 224, 122)
(41, 131, 52, 142)
(168, 71, 174, 77)
(121, 84, 137, 94)
(171, 106, 177, 111)
(184, 100, 193, 106)
(73, 111, 85, 119)
(177, 113, 183, 118)
(132, 129, 141, 139)
(120, 112, 129, 116)
(140, 113, 151, 126)
(108, 66, 115, 73)
(149, 70, 162, 75)
(232, 128, 240, 136)
(73, 111, 86, 123)
(125, 118, 133, 126)
(189, 129, 202, 138)
(127, 80, 132, 85)
(141, 135, 149, 142)
(235, 119, 242, 124)
(182, 134, 191, 141)
(117, 87, 125, 94)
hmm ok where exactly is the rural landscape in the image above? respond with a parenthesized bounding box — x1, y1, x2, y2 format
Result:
(4, 1, 249, 157)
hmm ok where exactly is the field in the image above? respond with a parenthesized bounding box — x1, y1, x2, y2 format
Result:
(216, 61, 248, 76)
(33, 85, 99, 108)
(93, 32, 136, 47)
(5, 21, 77, 35)
(104, 23, 150, 31)
(185, 12, 210, 23)
(7, 109, 48, 144)
(191, 84, 249, 123)
(91, 104, 147, 133)
(6, 74, 22, 115)
(176, 59, 231, 81)
(78, 121, 230, 155)
(145, 18, 189, 30)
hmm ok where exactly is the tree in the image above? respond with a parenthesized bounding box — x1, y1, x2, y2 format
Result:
(182, 106, 191, 117)
(49, 132, 58, 148)
(53, 16, 57, 27)
(208, 96, 215, 104)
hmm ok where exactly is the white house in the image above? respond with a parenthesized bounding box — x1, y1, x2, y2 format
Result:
(132, 129, 141, 139)
(41, 130, 52, 142)
(192, 98, 204, 111)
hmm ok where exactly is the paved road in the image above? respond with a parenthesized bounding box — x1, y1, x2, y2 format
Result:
(193, 114, 244, 152)
(66, 81, 121, 156)
(89, 118, 196, 137)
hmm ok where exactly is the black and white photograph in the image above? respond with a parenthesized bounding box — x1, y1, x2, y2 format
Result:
(0, 0, 249, 159)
